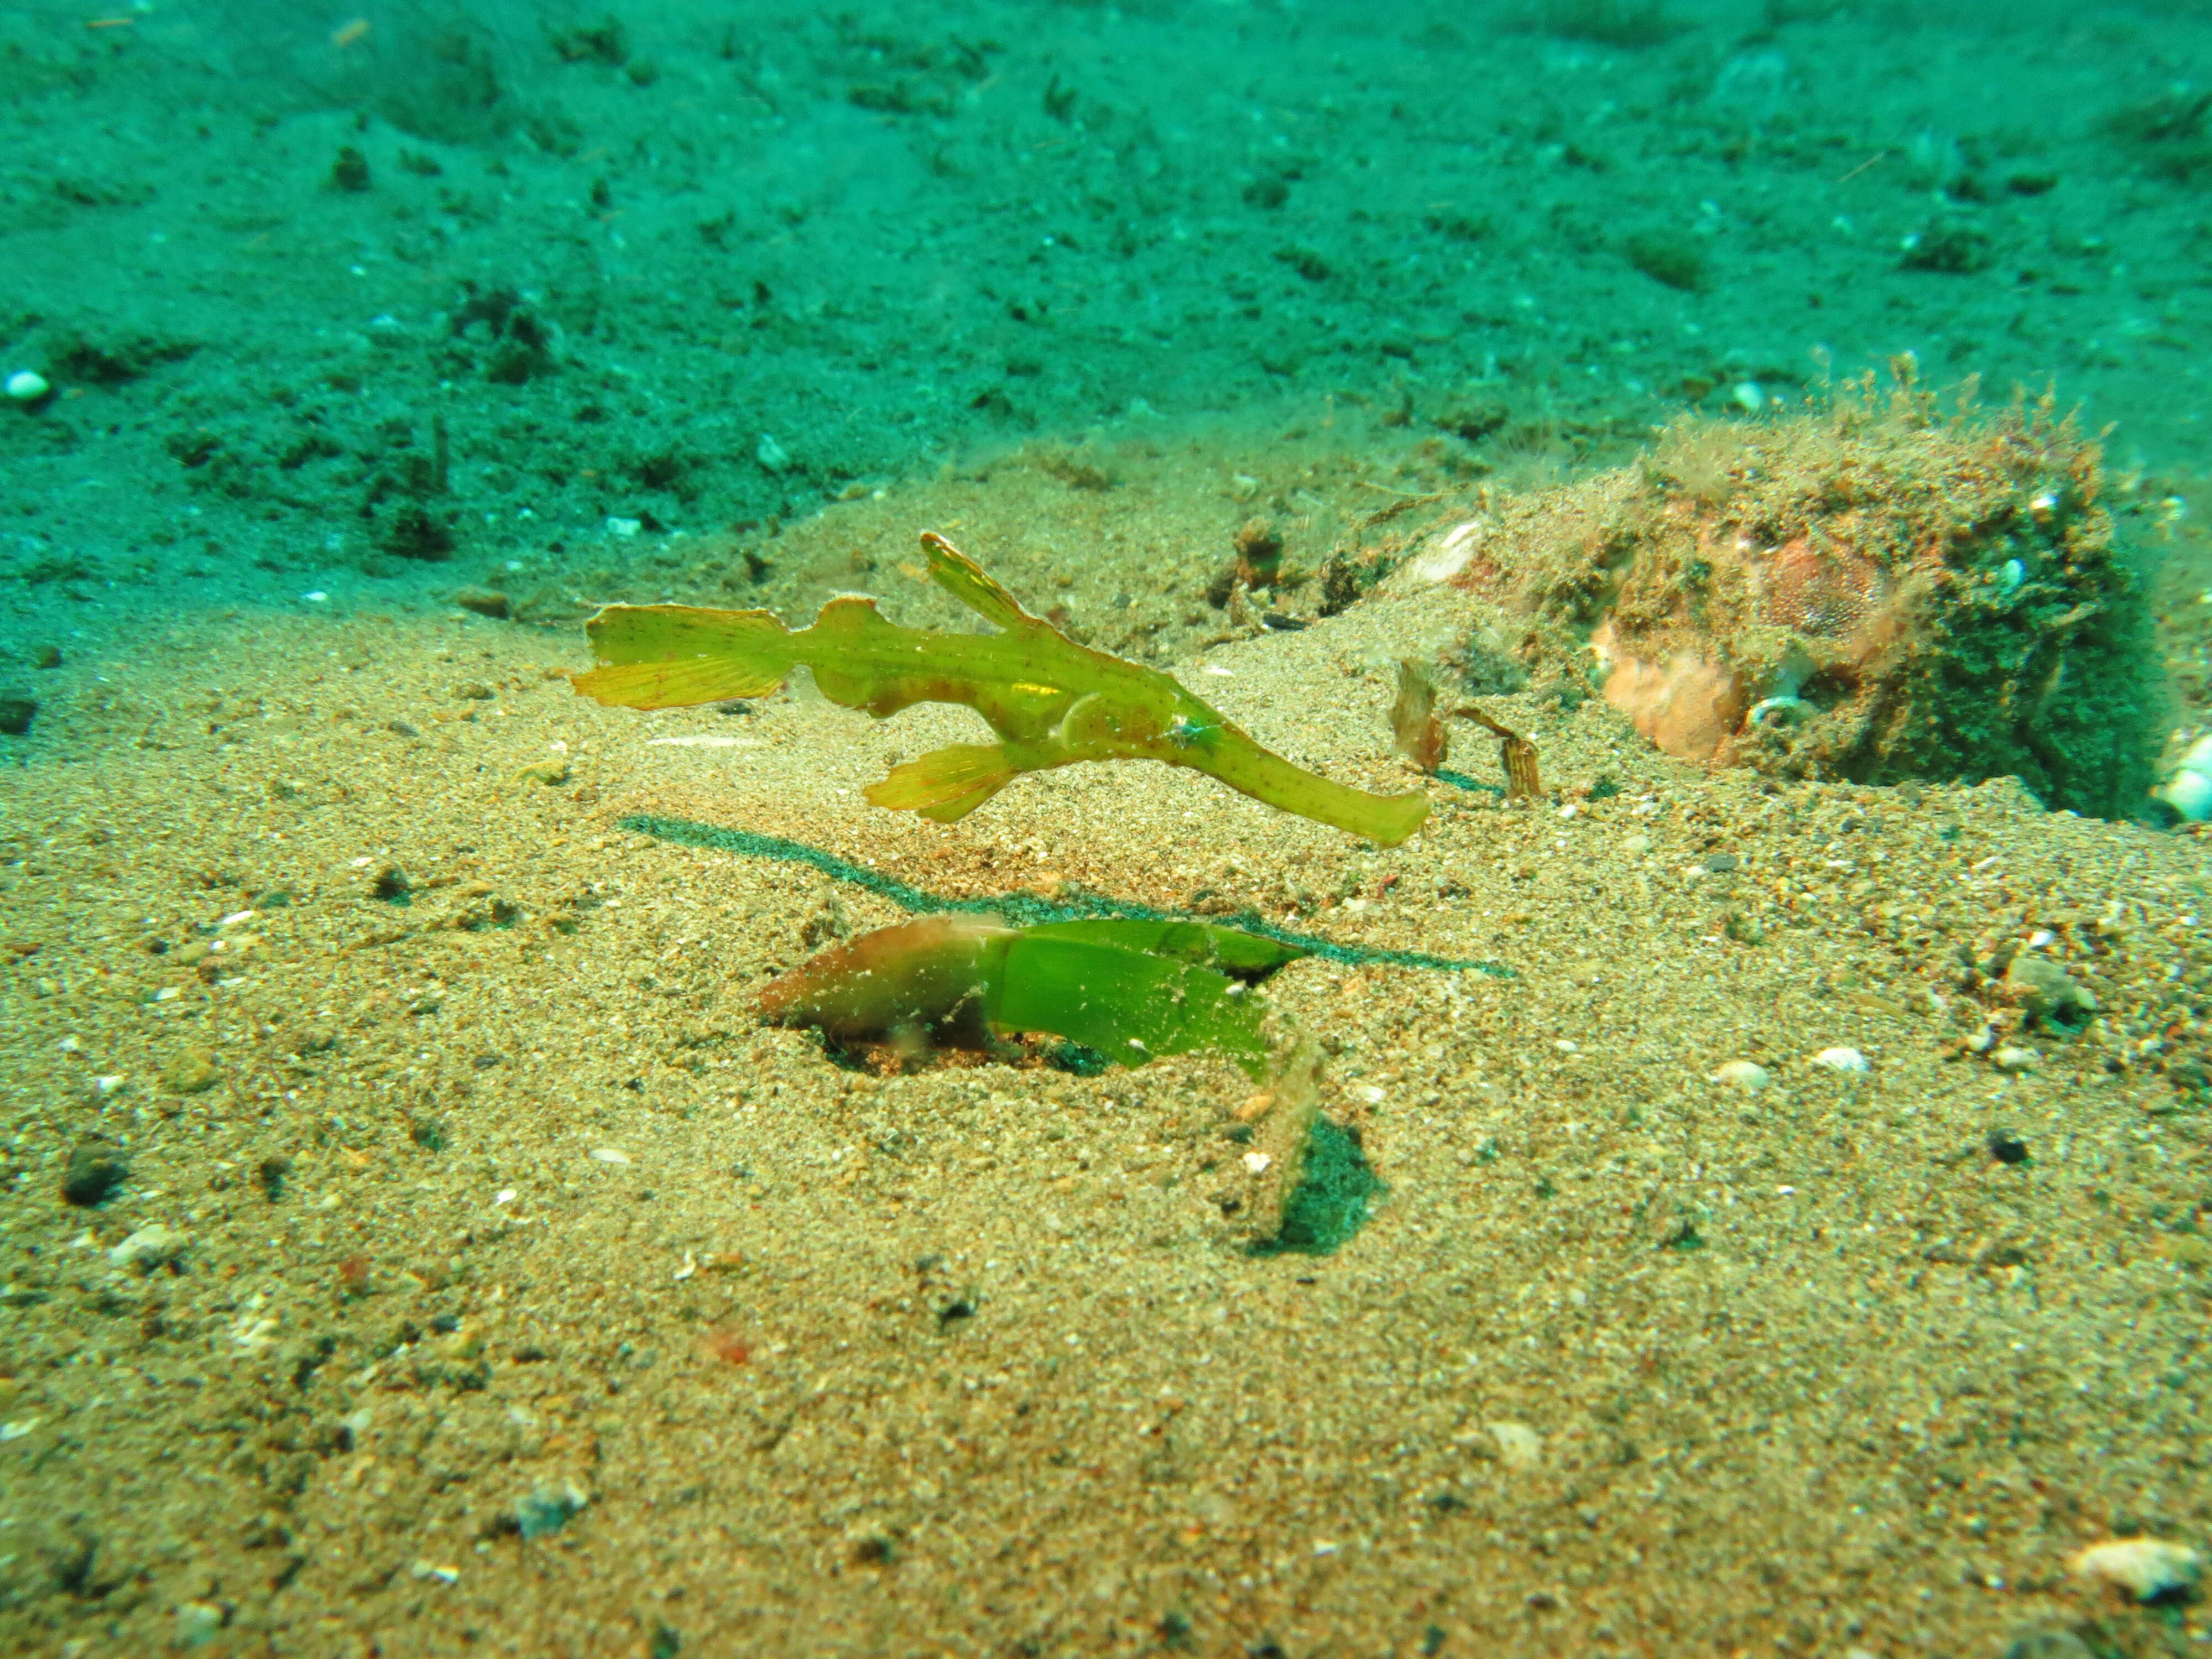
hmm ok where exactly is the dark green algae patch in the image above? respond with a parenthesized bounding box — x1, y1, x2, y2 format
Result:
(1251, 1119, 1384, 1257)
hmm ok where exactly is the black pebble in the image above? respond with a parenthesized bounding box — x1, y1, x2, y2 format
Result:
(0, 695, 36, 737)
(1988, 1129, 2031, 1166)
(61, 1141, 127, 1207)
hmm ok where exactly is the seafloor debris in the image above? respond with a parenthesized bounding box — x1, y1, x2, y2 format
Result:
(1456, 703, 1542, 799)
(574, 531, 1429, 845)
(2070, 1536, 2203, 1602)
(1407, 367, 2156, 816)
(1389, 659, 1449, 773)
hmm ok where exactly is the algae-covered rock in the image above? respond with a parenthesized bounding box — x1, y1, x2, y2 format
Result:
(1415, 368, 2159, 817)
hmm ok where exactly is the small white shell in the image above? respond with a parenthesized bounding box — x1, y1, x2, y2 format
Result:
(1410, 520, 1483, 583)
(1812, 1046, 1870, 1073)
(4, 369, 49, 401)
(2071, 1537, 2202, 1601)
(1710, 1059, 1771, 1090)
(1746, 695, 1813, 730)
(2163, 766, 2212, 822)
(1486, 1421, 1543, 1470)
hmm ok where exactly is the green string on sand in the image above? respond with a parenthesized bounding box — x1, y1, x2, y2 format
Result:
(615, 813, 1509, 978)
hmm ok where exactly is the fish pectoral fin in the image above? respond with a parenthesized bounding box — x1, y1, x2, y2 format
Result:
(865, 743, 1019, 822)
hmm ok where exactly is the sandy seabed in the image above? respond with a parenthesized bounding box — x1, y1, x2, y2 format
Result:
(6, 500, 2212, 1659)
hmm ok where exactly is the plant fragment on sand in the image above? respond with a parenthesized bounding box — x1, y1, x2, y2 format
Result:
(1457, 704, 1543, 800)
(572, 531, 1429, 846)
(1389, 660, 1449, 773)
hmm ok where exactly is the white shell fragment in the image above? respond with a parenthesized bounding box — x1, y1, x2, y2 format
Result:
(1486, 1421, 1544, 1470)
(2159, 734, 2212, 821)
(2071, 1537, 2203, 1601)
(589, 1147, 632, 1165)
(109, 1223, 189, 1270)
(4, 368, 50, 402)
(1811, 1047, 1870, 1073)
(1710, 1060, 1771, 1091)
(1410, 520, 1483, 582)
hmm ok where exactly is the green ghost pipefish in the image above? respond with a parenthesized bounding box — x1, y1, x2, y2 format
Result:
(571, 531, 1430, 847)
(756, 914, 1308, 1078)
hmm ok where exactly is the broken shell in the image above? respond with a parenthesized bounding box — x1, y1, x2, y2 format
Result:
(2002, 955, 2093, 1024)
(1710, 1059, 1771, 1090)
(2071, 1537, 2202, 1601)
(1745, 695, 1814, 731)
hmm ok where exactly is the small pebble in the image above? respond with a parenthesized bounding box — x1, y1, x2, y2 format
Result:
(1997, 1630, 2095, 1659)
(109, 1222, 189, 1271)
(453, 587, 511, 620)
(590, 1147, 632, 1165)
(1991, 1045, 2037, 1073)
(160, 1050, 221, 1094)
(1710, 1060, 1770, 1090)
(174, 1600, 224, 1650)
(1812, 1047, 1870, 1073)
(60, 1141, 128, 1207)
(513, 1481, 590, 1540)
(2070, 1536, 2201, 1601)
(452, 681, 495, 701)
(2004, 955, 2093, 1024)
(1987, 1130, 2030, 1166)
(0, 695, 36, 737)
(4, 368, 50, 403)
(1486, 1421, 1543, 1470)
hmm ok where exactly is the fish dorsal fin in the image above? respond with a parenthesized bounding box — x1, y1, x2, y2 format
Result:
(921, 531, 1042, 634)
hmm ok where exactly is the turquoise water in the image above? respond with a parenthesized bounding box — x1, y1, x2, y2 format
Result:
(4, 0, 2206, 648)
